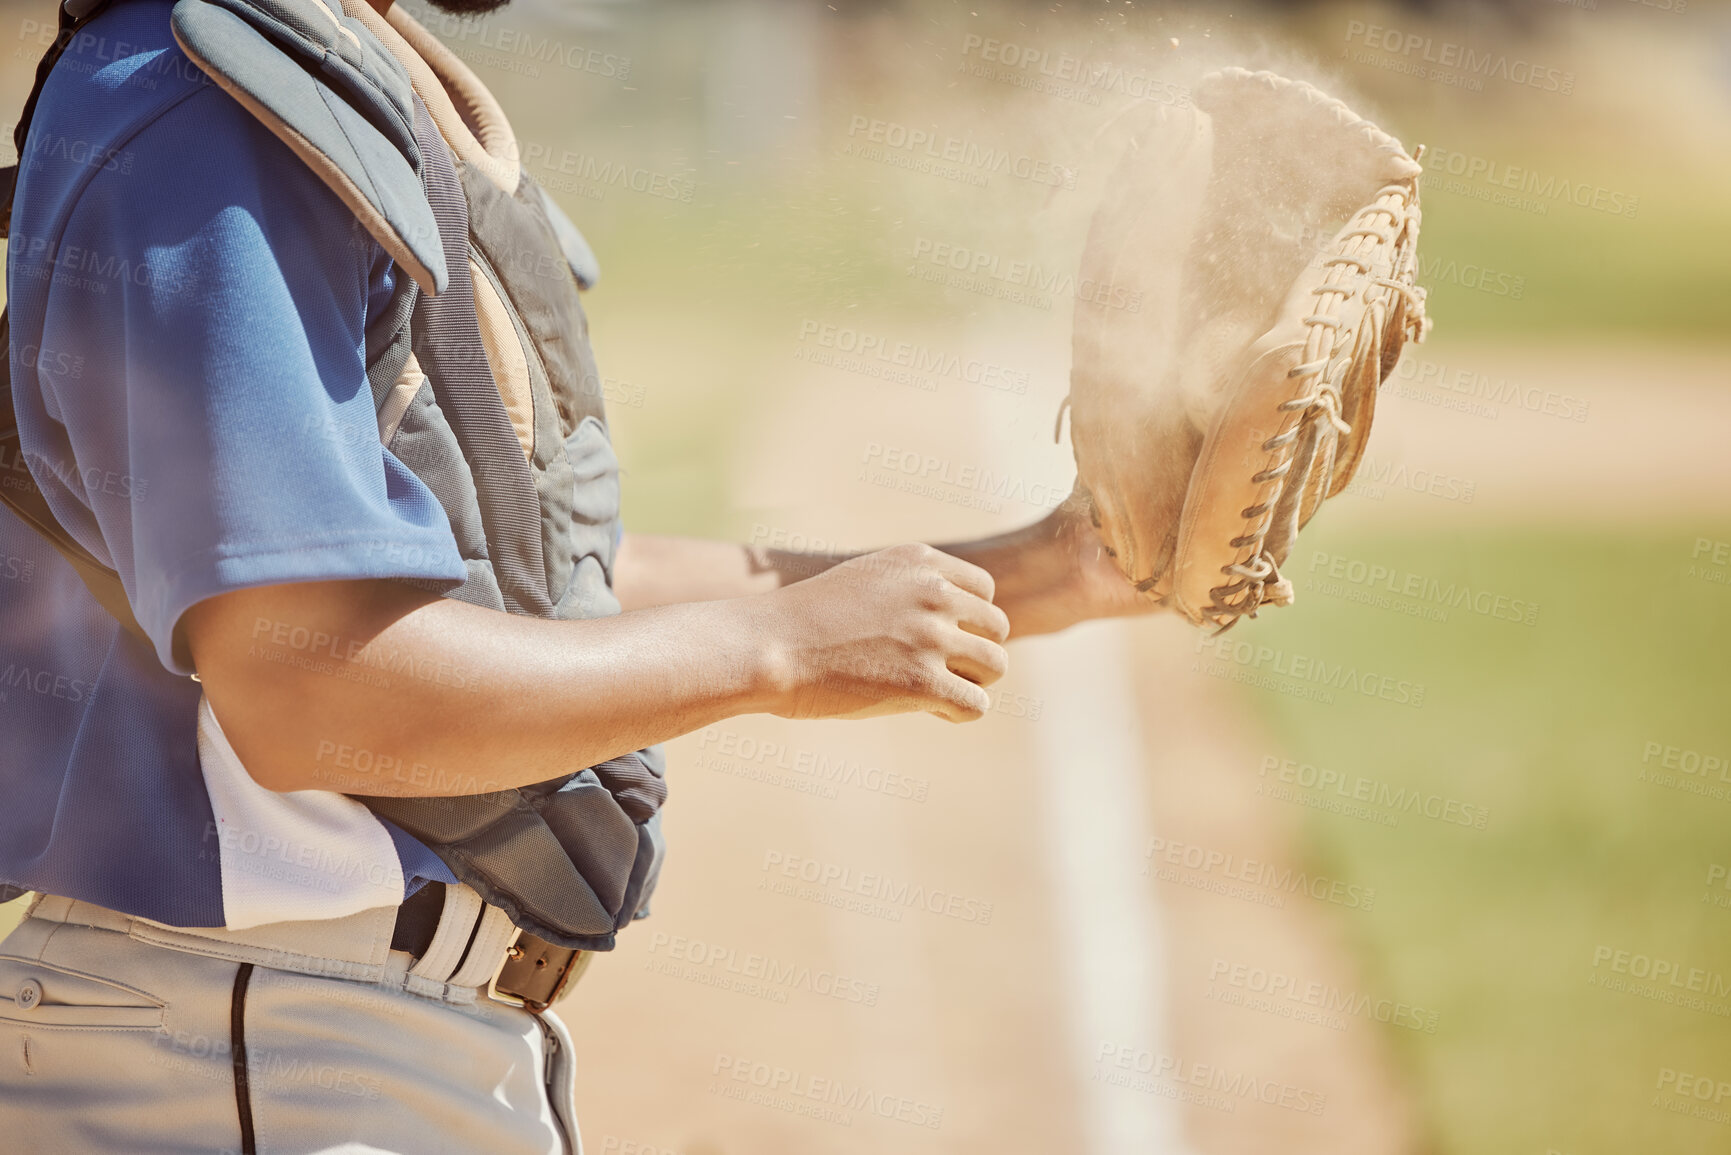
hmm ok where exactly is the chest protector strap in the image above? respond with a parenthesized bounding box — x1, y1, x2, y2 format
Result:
(359, 99, 665, 948)
(182, 0, 663, 949)
(170, 0, 447, 294)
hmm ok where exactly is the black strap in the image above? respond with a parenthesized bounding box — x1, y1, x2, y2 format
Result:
(0, 0, 152, 649)
(230, 962, 258, 1155)
(388, 880, 447, 957)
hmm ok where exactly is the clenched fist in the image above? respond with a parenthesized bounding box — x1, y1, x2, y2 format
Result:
(750, 543, 1011, 723)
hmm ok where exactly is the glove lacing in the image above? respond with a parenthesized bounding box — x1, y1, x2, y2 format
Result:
(1201, 178, 1426, 631)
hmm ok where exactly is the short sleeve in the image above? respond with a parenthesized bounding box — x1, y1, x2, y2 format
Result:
(17, 85, 467, 674)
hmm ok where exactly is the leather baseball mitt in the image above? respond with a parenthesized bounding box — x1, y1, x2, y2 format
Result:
(1066, 66, 1429, 629)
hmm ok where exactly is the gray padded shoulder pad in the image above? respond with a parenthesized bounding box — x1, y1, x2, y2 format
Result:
(170, 0, 448, 294)
(532, 178, 600, 290)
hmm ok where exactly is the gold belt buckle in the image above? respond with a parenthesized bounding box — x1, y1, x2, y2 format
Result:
(487, 929, 591, 1013)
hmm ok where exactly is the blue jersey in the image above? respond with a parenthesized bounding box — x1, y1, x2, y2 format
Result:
(0, 0, 471, 927)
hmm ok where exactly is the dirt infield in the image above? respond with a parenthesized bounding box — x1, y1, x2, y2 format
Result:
(1129, 614, 1420, 1155)
(550, 316, 1477, 1153)
(1338, 341, 1731, 526)
(573, 331, 1724, 1153)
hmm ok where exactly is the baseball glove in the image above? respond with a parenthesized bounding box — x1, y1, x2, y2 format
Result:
(1065, 66, 1429, 629)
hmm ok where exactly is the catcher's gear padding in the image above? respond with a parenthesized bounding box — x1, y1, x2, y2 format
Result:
(1067, 67, 1429, 629)
(0, 0, 662, 949)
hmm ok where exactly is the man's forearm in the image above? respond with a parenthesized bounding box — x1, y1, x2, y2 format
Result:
(614, 534, 843, 611)
(934, 517, 1095, 638)
(617, 508, 1133, 640)
(187, 580, 777, 797)
(185, 544, 1010, 797)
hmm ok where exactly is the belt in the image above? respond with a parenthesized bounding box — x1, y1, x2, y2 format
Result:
(391, 882, 590, 1013)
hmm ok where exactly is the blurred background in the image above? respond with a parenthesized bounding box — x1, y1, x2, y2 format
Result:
(4, 0, 1731, 1152)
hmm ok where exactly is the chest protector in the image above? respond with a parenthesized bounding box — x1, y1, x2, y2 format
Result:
(0, 0, 664, 950)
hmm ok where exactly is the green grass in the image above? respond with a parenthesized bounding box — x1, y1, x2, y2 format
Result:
(1416, 181, 1731, 339)
(1234, 523, 1731, 1155)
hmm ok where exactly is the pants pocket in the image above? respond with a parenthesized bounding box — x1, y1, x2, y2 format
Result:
(0, 954, 166, 1030)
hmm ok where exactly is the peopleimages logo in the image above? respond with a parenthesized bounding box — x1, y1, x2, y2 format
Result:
(957, 34, 1193, 109)
(1641, 740, 1731, 783)
(1591, 945, 1731, 1000)
(646, 932, 881, 1007)
(1144, 836, 1377, 911)
(0, 662, 95, 704)
(247, 616, 481, 692)
(1388, 354, 1591, 424)
(1423, 144, 1638, 220)
(711, 1054, 944, 1130)
(13, 342, 86, 380)
(397, 0, 631, 81)
(860, 442, 1069, 513)
(19, 129, 133, 175)
(1307, 550, 1540, 627)
(1686, 537, 1731, 590)
(695, 726, 931, 803)
(0, 443, 148, 505)
(1192, 632, 1426, 710)
(199, 821, 402, 891)
(843, 115, 1078, 189)
(8, 231, 190, 297)
(759, 850, 995, 925)
(909, 237, 1143, 313)
(1343, 21, 1576, 95)
(1416, 254, 1525, 299)
(797, 321, 1031, 395)
(1094, 1043, 1328, 1116)
(1257, 755, 1491, 831)
(1656, 1067, 1731, 1109)
(1207, 957, 1441, 1033)
(520, 143, 694, 204)
(1344, 453, 1476, 504)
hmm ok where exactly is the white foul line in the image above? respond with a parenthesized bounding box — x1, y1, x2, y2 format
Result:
(1022, 620, 1196, 1155)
